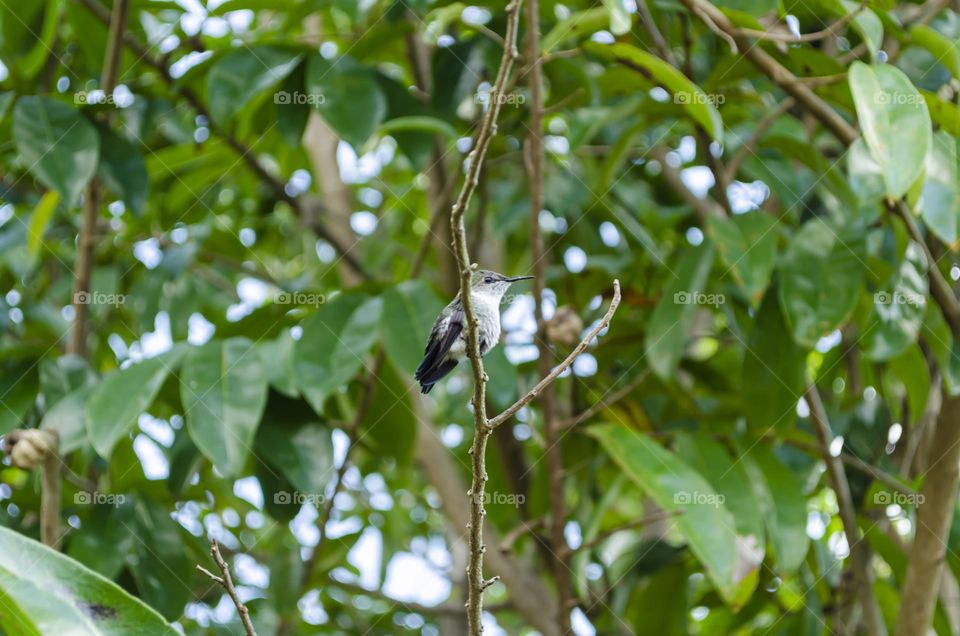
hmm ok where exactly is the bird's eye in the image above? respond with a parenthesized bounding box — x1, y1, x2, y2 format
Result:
(484, 277, 494, 284)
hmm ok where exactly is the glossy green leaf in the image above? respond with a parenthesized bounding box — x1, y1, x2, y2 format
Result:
(380, 280, 444, 373)
(86, 349, 184, 458)
(207, 46, 302, 124)
(26, 190, 58, 258)
(305, 54, 387, 149)
(602, 0, 631, 35)
(844, 0, 883, 62)
(257, 329, 299, 397)
(742, 445, 810, 572)
(778, 218, 867, 347)
(866, 241, 928, 360)
(743, 290, 808, 432)
(583, 42, 723, 142)
(0, 525, 176, 634)
(258, 423, 333, 495)
(849, 62, 931, 199)
(590, 423, 740, 603)
(360, 359, 417, 465)
(541, 7, 609, 52)
(129, 500, 192, 621)
(910, 24, 960, 79)
(646, 244, 715, 379)
(707, 211, 777, 306)
(378, 116, 458, 140)
(13, 96, 99, 206)
(294, 294, 383, 413)
(919, 131, 959, 245)
(41, 384, 94, 454)
(181, 337, 268, 477)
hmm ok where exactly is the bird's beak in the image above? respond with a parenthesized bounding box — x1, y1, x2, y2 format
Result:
(505, 275, 534, 282)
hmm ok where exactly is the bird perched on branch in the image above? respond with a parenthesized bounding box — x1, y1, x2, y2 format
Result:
(415, 270, 532, 394)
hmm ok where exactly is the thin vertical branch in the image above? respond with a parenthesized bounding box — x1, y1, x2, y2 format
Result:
(197, 540, 257, 636)
(448, 2, 523, 632)
(524, 0, 572, 630)
(805, 384, 885, 636)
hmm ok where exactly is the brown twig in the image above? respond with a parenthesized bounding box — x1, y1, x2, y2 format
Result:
(488, 281, 622, 429)
(805, 384, 884, 636)
(197, 540, 257, 636)
(447, 3, 524, 632)
(736, 3, 865, 42)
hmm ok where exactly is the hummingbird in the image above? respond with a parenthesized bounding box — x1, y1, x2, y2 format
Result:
(415, 270, 533, 394)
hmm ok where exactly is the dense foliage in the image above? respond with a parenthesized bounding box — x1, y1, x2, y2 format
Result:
(0, 0, 959, 634)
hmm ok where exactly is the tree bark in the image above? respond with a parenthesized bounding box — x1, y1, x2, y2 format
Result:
(896, 395, 960, 636)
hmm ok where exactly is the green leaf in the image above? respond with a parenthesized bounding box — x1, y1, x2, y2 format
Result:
(590, 423, 740, 603)
(645, 243, 715, 379)
(910, 24, 960, 80)
(778, 218, 867, 347)
(887, 347, 931, 424)
(844, 0, 883, 62)
(41, 385, 94, 454)
(96, 127, 148, 214)
(258, 423, 333, 495)
(257, 329, 299, 397)
(129, 500, 192, 621)
(583, 42, 724, 142)
(0, 525, 176, 634)
(919, 131, 959, 245)
(743, 290, 808, 432)
(742, 445, 810, 572)
(361, 359, 417, 465)
(13, 96, 100, 206)
(541, 7, 609, 52)
(673, 433, 765, 606)
(181, 337, 268, 477)
(294, 294, 383, 413)
(207, 46, 303, 125)
(848, 62, 932, 199)
(866, 242, 928, 361)
(380, 280, 444, 373)
(86, 349, 184, 458)
(379, 116, 458, 140)
(707, 212, 777, 306)
(27, 190, 59, 258)
(305, 54, 387, 149)
(847, 137, 886, 205)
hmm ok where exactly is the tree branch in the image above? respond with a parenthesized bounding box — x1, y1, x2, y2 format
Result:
(805, 384, 885, 636)
(488, 281, 622, 429)
(445, 3, 523, 632)
(559, 369, 650, 430)
(197, 540, 257, 636)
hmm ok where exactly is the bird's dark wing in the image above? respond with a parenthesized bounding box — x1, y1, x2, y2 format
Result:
(415, 301, 463, 387)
